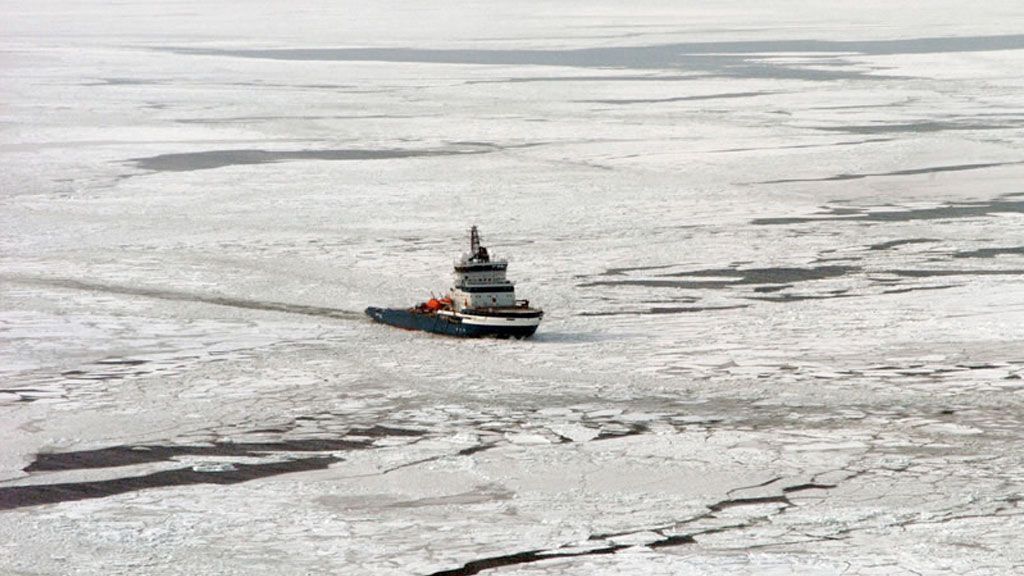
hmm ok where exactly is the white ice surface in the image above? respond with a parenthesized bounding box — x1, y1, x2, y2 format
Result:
(3, 1, 1024, 575)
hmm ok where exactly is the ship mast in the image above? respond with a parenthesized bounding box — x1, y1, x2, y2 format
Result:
(469, 225, 489, 262)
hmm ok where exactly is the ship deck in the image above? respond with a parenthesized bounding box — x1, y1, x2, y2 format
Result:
(459, 306, 543, 318)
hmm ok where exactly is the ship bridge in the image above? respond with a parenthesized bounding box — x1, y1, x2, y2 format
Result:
(450, 226, 518, 311)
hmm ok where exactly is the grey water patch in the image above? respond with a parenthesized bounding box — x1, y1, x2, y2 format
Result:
(387, 486, 515, 509)
(868, 238, 938, 251)
(164, 34, 1024, 66)
(226, 80, 357, 89)
(823, 206, 863, 215)
(4, 276, 365, 321)
(660, 265, 859, 284)
(174, 114, 408, 124)
(95, 358, 148, 367)
(579, 305, 749, 316)
(581, 265, 859, 290)
(753, 285, 791, 293)
(709, 137, 893, 154)
(295, 83, 356, 89)
(883, 269, 1024, 278)
(445, 140, 546, 151)
(753, 197, 1024, 225)
(747, 291, 856, 303)
(638, 297, 702, 304)
(56, 359, 157, 385)
(879, 285, 960, 295)
(464, 74, 702, 85)
(758, 160, 1024, 184)
(580, 278, 730, 290)
(0, 388, 62, 403)
(467, 31, 661, 43)
(127, 147, 487, 172)
(601, 264, 677, 276)
(715, 63, 892, 82)
(158, 43, 898, 81)
(580, 91, 780, 105)
(83, 77, 166, 86)
(457, 443, 496, 457)
(808, 100, 917, 110)
(754, 214, 840, 225)
(813, 121, 1007, 134)
(952, 246, 1024, 258)
(594, 422, 650, 441)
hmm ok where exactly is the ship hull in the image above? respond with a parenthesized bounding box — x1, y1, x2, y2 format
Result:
(365, 307, 540, 339)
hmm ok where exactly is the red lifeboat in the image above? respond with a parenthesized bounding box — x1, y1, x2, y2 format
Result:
(415, 296, 452, 314)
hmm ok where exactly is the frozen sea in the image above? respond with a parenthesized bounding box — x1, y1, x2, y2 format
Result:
(2, 1, 1024, 574)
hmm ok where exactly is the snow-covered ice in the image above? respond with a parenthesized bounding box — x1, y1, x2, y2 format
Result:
(3, 1, 1024, 574)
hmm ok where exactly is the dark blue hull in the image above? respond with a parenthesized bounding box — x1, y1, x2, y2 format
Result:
(365, 307, 539, 339)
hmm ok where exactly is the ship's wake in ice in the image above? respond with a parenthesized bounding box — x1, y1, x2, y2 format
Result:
(4, 276, 365, 321)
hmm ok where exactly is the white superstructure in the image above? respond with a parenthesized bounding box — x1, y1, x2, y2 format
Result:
(450, 226, 518, 312)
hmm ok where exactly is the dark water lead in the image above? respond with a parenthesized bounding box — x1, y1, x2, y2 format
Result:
(758, 160, 1024, 184)
(24, 428, 420, 472)
(174, 114, 403, 124)
(463, 74, 701, 85)
(710, 137, 894, 154)
(166, 34, 1024, 66)
(0, 388, 61, 403)
(161, 34, 1024, 85)
(1, 427, 425, 510)
(882, 269, 1024, 278)
(868, 238, 937, 251)
(580, 91, 781, 105)
(0, 456, 338, 511)
(752, 196, 1024, 225)
(812, 121, 1009, 135)
(878, 285, 960, 295)
(582, 265, 859, 290)
(128, 146, 489, 172)
(428, 544, 630, 576)
(427, 475, 841, 576)
(83, 77, 168, 86)
(953, 246, 1024, 259)
(747, 291, 855, 303)
(162, 50, 883, 83)
(579, 305, 749, 316)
